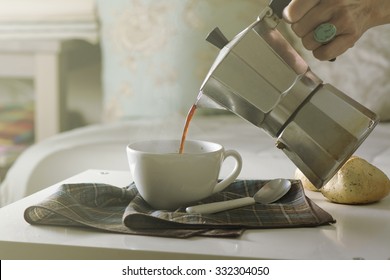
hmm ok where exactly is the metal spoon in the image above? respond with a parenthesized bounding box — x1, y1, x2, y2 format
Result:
(186, 178, 291, 214)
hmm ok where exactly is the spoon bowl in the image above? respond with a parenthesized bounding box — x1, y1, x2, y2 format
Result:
(253, 178, 291, 204)
(186, 178, 291, 214)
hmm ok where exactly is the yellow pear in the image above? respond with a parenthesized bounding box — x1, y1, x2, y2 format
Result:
(321, 156, 390, 204)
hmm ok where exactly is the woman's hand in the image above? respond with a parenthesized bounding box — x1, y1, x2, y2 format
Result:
(283, 0, 390, 60)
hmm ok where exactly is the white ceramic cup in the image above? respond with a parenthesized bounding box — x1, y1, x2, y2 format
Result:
(126, 139, 242, 210)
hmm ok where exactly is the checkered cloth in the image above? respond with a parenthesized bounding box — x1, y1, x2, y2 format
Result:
(24, 180, 335, 238)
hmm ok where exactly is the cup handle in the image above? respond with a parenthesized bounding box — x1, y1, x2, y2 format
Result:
(213, 149, 242, 193)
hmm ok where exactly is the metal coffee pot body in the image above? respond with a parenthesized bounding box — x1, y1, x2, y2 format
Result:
(196, 5, 378, 188)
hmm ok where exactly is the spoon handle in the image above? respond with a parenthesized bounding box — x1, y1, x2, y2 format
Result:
(186, 197, 255, 214)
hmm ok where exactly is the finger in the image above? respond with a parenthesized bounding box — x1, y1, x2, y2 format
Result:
(301, 16, 350, 51)
(301, 21, 338, 50)
(301, 32, 322, 51)
(312, 34, 356, 61)
(283, 0, 320, 23)
(290, 4, 333, 38)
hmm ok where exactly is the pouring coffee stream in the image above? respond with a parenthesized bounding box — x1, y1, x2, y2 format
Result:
(179, 103, 197, 154)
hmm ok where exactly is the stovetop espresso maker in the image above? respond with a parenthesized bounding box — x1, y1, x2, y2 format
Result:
(196, 0, 379, 188)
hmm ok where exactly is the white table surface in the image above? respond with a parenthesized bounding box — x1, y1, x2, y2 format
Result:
(0, 169, 389, 260)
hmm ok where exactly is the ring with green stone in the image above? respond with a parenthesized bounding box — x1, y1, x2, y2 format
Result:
(314, 23, 337, 44)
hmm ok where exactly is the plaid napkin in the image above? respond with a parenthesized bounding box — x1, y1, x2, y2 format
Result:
(24, 180, 335, 238)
